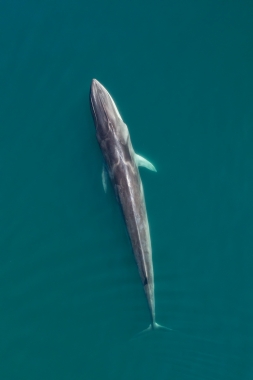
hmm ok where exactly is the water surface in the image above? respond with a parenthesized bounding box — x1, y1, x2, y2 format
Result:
(1, 1, 253, 379)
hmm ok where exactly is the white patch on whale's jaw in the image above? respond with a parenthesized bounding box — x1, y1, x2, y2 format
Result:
(108, 92, 123, 121)
(116, 120, 129, 145)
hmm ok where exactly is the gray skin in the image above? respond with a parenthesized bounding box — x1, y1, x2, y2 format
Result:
(90, 79, 165, 331)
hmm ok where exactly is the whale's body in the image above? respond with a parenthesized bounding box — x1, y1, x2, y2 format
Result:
(90, 79, 168, 331)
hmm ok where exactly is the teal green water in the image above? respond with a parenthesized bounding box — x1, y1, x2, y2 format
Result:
(1, 1, 253, 379)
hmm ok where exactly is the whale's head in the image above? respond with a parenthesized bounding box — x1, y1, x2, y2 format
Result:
(90, 79, 129, 144)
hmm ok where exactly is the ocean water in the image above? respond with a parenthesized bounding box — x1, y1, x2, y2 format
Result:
(1, 1, 253, 379)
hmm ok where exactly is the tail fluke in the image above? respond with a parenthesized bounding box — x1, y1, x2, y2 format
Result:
(153, 322, 173, 332)
(135, 321, 172, 338)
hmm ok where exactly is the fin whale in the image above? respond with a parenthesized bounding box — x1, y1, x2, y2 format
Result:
(90, 79, 170, 333)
